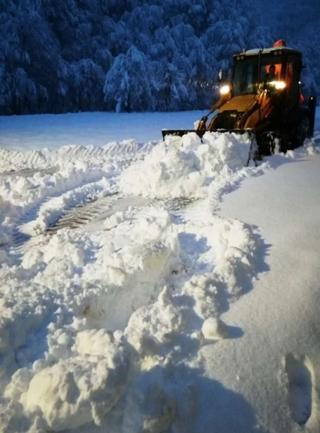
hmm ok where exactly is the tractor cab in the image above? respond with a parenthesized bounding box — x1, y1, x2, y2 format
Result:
(232, 46, 303, 108)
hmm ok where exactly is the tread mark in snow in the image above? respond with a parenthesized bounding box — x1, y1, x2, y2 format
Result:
(0, 166, 58, 178)
(6, 194, 199, 254)
(47, 194, 150, 234)
(285, 353, 313, 425)
(46, 195, 197, 234)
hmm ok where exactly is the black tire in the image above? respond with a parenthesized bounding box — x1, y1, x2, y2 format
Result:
(257, 131, 279, 156)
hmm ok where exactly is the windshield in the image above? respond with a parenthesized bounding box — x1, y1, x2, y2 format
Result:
(233, 55, 284, 96)
(233, 57, 259, 95)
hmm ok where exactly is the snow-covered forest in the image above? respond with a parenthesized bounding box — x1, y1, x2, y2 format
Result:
(0, 0, 319, 114)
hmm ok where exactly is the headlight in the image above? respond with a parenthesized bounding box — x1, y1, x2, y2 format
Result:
(220, 84, 231, 95)
(270, 80, 286, 90)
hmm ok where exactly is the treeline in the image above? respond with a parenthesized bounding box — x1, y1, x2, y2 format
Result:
(0, 0, 317, 115)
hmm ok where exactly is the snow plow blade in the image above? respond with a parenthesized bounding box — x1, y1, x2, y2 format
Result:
(162, 128, 255, 140)
(162, 129, 205, 139)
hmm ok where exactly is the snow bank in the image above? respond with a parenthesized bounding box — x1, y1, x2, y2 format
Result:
(119, 132, 252, 199)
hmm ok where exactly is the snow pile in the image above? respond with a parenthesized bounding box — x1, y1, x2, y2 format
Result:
(119, 132, 252, 199)
(0, 203, 261, 432)
(3, 329, 129, 431)
(124, 212, 260, 358)
(0, 131, 266, 433)
(180, 216, 259, 319)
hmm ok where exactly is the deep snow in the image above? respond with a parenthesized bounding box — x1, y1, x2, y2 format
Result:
(205, 151, 320, 433)
(0, 110, 319, 433)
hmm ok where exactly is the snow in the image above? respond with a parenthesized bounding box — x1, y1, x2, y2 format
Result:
(119, 132, 251, 199)
(0, 109, 319, 433)
(0, 111, 206, 150)
(205, 150, 320, 433)
(201, 317, 229, 341)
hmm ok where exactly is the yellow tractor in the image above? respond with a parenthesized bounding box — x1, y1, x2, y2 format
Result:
(162, 40, 317, 158)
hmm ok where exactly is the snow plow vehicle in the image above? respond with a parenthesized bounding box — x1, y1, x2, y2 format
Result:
(162, 40, 317, 157)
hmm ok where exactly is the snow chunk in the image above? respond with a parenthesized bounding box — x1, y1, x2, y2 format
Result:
(201, 317, 229, 341)
(126, 287, 183, 354)
(23, 330, 129, 430)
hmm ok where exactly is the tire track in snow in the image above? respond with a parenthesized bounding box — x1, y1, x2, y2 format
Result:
(1, 141, 156, 252)
(46, 195, 199, 234)
(46, 194, 149, 234)
(11, 194, 199, 257)
(7, 171, 114, 249)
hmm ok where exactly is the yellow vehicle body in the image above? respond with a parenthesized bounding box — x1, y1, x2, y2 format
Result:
(162, 43, 317, 157)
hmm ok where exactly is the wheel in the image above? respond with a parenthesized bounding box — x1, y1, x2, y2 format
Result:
(257, 131, 279, 156)
(293, 115, 310, 148)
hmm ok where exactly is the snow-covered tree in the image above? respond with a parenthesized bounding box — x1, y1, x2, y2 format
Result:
(104, 46, 153, 112)
(0, 0, 318, 114)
